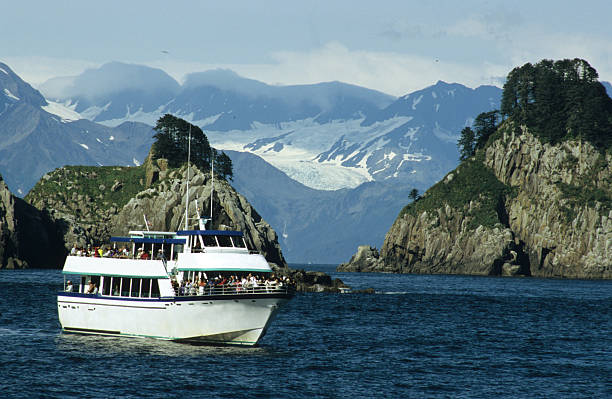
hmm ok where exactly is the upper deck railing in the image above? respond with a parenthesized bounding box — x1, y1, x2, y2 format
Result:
(176, 283, 294, 297)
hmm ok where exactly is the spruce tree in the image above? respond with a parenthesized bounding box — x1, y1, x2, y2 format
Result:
(457, 127, 476, 161)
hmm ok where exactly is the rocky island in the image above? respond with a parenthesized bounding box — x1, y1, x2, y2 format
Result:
(340, 59, 611, 279)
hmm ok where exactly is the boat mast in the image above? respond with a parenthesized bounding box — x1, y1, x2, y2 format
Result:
(210, 149, 214, 221)
(184, 124, 192, 230)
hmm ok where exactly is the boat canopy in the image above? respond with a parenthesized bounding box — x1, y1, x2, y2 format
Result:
(176, 252, 271, 273)
(62, 257, 170, 278)
(176, 230, 243, 237)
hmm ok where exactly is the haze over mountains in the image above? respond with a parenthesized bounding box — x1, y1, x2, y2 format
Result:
(2, 61, 507, 262)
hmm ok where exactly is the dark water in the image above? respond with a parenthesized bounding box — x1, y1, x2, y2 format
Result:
(1, 267, 610, 398)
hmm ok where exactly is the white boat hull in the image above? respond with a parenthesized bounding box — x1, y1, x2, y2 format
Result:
(57, 293, 291, 346)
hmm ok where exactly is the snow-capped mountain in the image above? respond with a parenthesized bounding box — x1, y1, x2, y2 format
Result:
(40, 61, 180, 124)
(226, 150, 419, 263)
(42, 62, 502, 191)
(0, 62, 155, 195)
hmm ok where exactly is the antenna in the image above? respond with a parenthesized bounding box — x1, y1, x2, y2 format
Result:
(210, 149, 214, 221)
(143, 214, 151, 232)
(184, 124, 192, 230)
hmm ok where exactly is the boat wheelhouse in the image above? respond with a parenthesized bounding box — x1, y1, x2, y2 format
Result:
(58, 229, 294, 346)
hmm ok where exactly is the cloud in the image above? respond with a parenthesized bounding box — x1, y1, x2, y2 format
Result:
(145, 42, 507, 96)
(226, 42, 508, 95)
(5, 35, 611, 101)
(3, 56, 99, 88)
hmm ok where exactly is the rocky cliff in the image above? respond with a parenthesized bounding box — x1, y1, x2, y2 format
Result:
(26, 152, 288, 269)
(0, 173, 66, 269)
(339, 125, 611, 278)
(111, 154, 288, 269)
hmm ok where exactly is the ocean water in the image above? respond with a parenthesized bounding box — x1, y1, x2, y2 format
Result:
(1, 266, 610, 398)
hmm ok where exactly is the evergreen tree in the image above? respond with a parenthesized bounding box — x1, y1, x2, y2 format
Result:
(408, 188, 419, 202)
(473, 110, 500, 149)
(152, 114, 233, 180)
(215, 151, 234, 181)
(457, 126, 476, 161)
(501, 58, 612, 150)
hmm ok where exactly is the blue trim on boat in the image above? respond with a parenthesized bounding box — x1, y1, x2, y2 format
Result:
(110, 237, 186, 244)
(58, 292, 165, 301)
(176, 230, 243, 237)
(58, 291, 294, 302)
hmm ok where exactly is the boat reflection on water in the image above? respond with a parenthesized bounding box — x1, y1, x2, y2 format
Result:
(55, 332, 276, 358)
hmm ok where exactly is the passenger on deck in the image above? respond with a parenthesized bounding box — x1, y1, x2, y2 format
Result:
(65, 280, 73, 292)
(87, 281, 98, 294)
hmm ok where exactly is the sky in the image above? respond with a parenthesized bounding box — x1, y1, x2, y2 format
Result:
(3, 0, 612, 96)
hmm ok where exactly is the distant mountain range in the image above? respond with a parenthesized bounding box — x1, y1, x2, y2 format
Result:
(2, 61, 508, 262)
(0, 63, 154, 195)
(40, 62, 503, 193)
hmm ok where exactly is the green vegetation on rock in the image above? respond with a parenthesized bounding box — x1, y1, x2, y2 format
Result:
(399, 153, 513, 230)
(501, 58, 612, 150)
(26, 165, 146, 213)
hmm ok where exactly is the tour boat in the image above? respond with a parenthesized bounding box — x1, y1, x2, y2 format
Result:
(58, 127, 294, 345)
(57, 228, 295, 346)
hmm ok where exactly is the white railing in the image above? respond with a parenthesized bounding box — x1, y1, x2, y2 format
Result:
(177, 284, 293, 296)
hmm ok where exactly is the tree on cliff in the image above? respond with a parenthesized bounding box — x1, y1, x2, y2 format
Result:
(501, 58, 612, 149)
(152, 114, 233, 181)
(409, 188, 420, 202)
(473, 110, 500, 149)
(214, 151, 233, 181)
(457, 111, 500, 161)
(153, 114, 212, 170)
(458, 127, 475, 161)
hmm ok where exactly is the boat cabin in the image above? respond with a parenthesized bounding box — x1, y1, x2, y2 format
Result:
(176, 229, 248, 253)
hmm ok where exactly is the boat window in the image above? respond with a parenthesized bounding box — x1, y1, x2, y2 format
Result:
(91, 276, 101, 289)
(121, 277, 131, 297)
(130, 278, 141, 297)
(81, 276, 87, 293)
(112, 278, 121, 296)
(173, 245, 182, 260)
(151, 280, 160, 298)
(231, 236, 245, 248)
(141, 278, 151, 298)
(217, 235, 233, 247)
(203, 235, 217, 247)
(102, 276, 111, 296)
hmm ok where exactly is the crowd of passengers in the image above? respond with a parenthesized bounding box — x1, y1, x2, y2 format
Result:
(173, 273, 294, 295)
(70, 244, 166, 260)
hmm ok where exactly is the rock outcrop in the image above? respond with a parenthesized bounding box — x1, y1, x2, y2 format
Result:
(111, 157, 288, 270)
(0, 174, 66, 269)
(26, 166, 146, 250)
(27, 154, 288, 270)
(339, 127, 611, 278)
